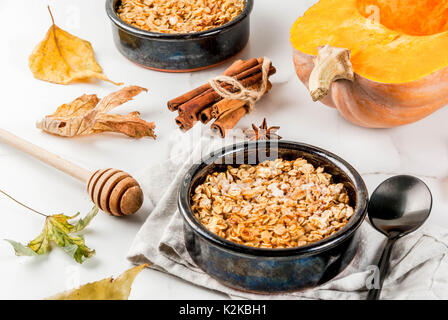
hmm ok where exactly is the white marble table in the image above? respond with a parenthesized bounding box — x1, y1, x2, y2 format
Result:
(0, 0, 447, 299)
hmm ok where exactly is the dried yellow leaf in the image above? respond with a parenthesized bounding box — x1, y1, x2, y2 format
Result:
(47, 264, 149, 300)
(29, 7, 122, 85)
(36, 86, 156, 139)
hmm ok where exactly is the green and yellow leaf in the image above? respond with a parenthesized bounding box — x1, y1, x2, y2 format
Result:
(4, 240, 38, 257)
(5, 206, 98, 264)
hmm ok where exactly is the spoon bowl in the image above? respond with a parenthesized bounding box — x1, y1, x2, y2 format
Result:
(369, 175, 432, 238)
(367, 175, 432, 299)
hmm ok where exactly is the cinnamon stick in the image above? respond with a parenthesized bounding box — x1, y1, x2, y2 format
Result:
(233, 58, 268, 81)
(211, 82, 272, 118)
(211, 99, 248, 118)
(225, 58, 259, 77)
(209, 81, 273, 136)
(167, 58, 258, 111)
(211, 106, 247, 138)
(177, 80, 273, 131)
(178, 66, 276, 121)
(198, 106, 214, 124)
(175, 114, 194, 131)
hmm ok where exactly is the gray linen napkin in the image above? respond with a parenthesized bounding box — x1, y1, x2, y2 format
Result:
(128, 129, 448, 300)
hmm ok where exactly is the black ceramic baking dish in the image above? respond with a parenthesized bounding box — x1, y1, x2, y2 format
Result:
(178, 140, 369, 293)
(106, 0, 253, 72)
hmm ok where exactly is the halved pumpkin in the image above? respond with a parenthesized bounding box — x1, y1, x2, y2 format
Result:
(290, 0, 448, 127)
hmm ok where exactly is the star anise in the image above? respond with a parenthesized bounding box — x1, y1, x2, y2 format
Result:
(244, 118, 282, 141)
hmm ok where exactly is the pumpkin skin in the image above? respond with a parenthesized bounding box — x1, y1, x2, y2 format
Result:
(291, 0, 448, 128)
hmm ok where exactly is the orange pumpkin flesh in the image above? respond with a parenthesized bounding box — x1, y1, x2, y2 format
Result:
(357, 0, 448, 36)
(290, 0, 448, 128)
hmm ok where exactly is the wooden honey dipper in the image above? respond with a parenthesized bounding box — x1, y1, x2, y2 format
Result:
(0, 128, 143, 216)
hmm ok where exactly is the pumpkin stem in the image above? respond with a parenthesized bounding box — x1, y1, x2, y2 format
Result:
(309, 45, 354, 101)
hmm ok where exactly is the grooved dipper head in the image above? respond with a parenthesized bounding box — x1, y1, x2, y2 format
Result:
(87, 168, 144, 216)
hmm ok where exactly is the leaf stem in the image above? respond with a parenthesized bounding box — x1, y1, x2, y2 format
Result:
(47, 5, 55, 26)
(0, 189, 48, 217)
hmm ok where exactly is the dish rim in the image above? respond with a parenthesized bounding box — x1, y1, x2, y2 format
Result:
(106, 0, 254, 40)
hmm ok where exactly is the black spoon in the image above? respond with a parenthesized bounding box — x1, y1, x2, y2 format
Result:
(367, 175, 432, 300)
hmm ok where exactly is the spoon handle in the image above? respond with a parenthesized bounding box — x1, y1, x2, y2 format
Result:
(367, 237, 397, 300)
(0, 128, 91, 182)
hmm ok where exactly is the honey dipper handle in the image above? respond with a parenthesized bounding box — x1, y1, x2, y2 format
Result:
(0, 128, 91, 182)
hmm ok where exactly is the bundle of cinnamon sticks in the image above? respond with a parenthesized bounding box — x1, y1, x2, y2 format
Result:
(167, 58, 276, 137)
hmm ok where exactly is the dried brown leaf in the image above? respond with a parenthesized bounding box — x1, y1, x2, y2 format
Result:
(93, 112, 156, 139)
(36, 86, 156, 139)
